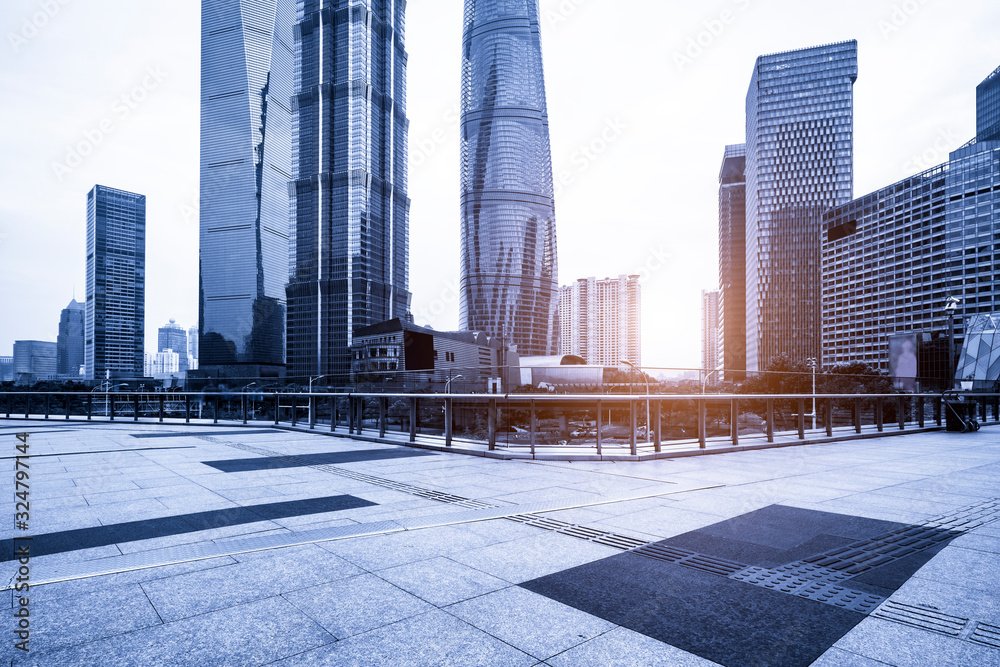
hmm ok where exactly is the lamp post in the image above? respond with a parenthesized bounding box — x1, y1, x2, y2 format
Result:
(242, 382, 257, 420)
(806, 358, 817, 430)
(308, 376, 328, 424)
(621, 360, 650, 440)
(701, 369, 722, 394)
(944, 296, 962, 391)
(445, 374, 463, 393)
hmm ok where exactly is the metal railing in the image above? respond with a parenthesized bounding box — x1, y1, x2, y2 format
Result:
(2, 391, 998, 457)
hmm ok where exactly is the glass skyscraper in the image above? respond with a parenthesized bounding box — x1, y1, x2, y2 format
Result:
(86, 185, 145, 380)
(459, 0, 559, 357)
(744, 41, 857, 372)
(822, 66, 1000, 388)
(158, 319, 189, 372)
(286, 0, 411, 386)
(718, 143, 746, 381)
(57, 299, 85, 377)
(199, 0, 294, 379)
(978, 66, 1000, 142)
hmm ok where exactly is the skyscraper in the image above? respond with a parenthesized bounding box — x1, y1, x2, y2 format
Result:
(744, 41, 857, 372)
(718, 144, 746, 381)
(978, 66, 1000, 142)
(158, 319, 189, 372)
(559, 275, 641, 367)
(701, 289, 720, 378)
(187, 325, 199, 370)
(459, 0, 559, 357)
(286, 0, 411, 385)
(85, 185, 146, 380)
(199, 0, 294, 379)
(57, 299, 85, 377)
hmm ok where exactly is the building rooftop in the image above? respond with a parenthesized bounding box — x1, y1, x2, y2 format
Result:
(2, 421, 999, 665)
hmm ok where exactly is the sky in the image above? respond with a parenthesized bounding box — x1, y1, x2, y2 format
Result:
(1, 0, 998, 372)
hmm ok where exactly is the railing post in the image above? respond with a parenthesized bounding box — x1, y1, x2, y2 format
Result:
(348, 397, 356, 434)
(853, 398, 861, 433)
(488, 399, 497, 451)
(825, 399, 833, 437)
(654, 399, 662, 452)
(330, 396, 337, 432)
(897, 396, 905, 430)
(109, 394, 114, 421)
(935, 397, 942, 426)
(242, 395, 247, 425)
(87, 394, 92, 421)
(731, 398, 739, 447)
(133, 394, 139, 422)
(160, 395, 166, 423)
(630, 399, 637, 455)
(596, 400, 603, 456)
(797, 398, 805, 440)
(698, 398, 706, 449)
(378, 397, 387, 438)
(185, 395, 191, 423)
(290, 395, 297, 426)
(876, 400, 884, 432)
(44, 394, 50, 420)
(24, 394, 29, 420)
(310, 395, 317, 430)
(356, 397, 364, 434)
(274, 395, 280, 426)
(766, 399, 774, 443)
(444, 397, 453, 447)
(529, 399, 536, 456)
(918, 396, 925, 428)
(65, 395, 71, 421)
(409, 397, 417, 442)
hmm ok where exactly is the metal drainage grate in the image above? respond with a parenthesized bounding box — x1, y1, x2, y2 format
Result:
(970, 622, 1000, 649)
(631, 543, 746, 577)
(873, 600, 969, 637)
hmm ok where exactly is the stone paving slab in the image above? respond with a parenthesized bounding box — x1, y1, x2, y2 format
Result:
(0, 421, 998, 665)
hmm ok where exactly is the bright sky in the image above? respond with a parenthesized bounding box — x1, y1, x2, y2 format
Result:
(1, 0, 998, 371)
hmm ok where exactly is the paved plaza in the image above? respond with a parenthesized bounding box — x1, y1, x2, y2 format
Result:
(1, 420, 999, 666)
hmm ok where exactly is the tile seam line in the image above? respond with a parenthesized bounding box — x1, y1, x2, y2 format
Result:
(10, 484, 721, 590)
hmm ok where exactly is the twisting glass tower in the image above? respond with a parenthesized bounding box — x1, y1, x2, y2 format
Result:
(199, 0, 295, 379)
(286, 0, 412, 385)
(460, 0, 559, 356)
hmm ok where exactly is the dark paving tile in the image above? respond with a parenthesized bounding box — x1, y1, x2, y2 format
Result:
(0, 495, 375, 562)
(202, 447, 436, 472)
(522, 552, 864, 667)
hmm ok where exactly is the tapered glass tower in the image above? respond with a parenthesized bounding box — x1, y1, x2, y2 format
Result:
(199, 0, 295, 379)
(460, 0, 559, 356)
(286, 0, 411, 385)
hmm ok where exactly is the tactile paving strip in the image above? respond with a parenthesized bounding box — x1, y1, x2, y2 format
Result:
(873, 600, 969, 637)
(970, 622, 1000, 649)
(731, 563, 882, 614)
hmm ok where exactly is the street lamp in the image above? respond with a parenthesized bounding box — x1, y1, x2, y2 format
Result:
(701, 369, 722, 394)
(309, 375, 328, 393)
(944, 296, 962, 391)
(445, 374, 464, 393)
(242, 382, 257, 421)
(806, 358, 817, 431)
(621, 360, 650, 440)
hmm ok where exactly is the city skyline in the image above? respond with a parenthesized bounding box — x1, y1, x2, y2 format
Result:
(2, 1, 999, 370)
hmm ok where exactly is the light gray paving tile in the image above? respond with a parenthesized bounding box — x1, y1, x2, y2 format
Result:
(807, 648, 893, 666)
(912, 544, 1000, 596)
(949, 533, 1000, 554)
(376, 557, 509, 606)
(446, 586, 614, 660)
(449, 532, 619, 584)
(28, 585, 162, 652)
(283, 572, 432, 638)
(14, 595, 335, 667)
(887, 577, 1000, 624)
(141, 544, 364, 621)
(833, 617, 1000, 667)
(546, 627, 722, 667)
(271, 609, 535, 667)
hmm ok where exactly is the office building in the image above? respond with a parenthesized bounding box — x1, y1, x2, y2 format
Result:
(821, 66, 1000, 389)
(459, 0, 559, 357)
(199, 0, 294, 379)
(86, 185, 146, 380)
(702, 289, 720, 378)
(718, 144, 746, 381)
(286, 0, 411, 387)
(13, 340, 57, 384)
(158, 319, 189, 372)
(57, 299, 85, 377)
(146, 350, 181, 378)
(559, 275, 641, 367)
(188, 325, 199, 370)
(0, 357, 13, 383)
(744, 41, 858, 371)
(978, 66, 1000, 142)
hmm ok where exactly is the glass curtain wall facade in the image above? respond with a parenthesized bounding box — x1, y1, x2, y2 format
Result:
(978, 66, 1000, 142)
(459, 0, 559, 357)
(744, 41, 857, 372)
(199, 0, 294, 379)
(85, 185, 146, 380)
(956, 314, 1000, 390)
(57, 299, 85, 377)
(286, 0, 411, 386)
(718, 144, 746, 381)
(822, 94, 1000, 389)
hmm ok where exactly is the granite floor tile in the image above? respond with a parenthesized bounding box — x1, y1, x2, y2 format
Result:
(546, 627, 721, 667)
(375, 557, 510, 607)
